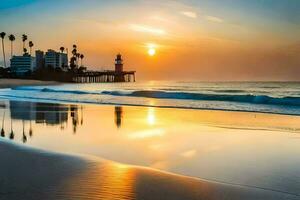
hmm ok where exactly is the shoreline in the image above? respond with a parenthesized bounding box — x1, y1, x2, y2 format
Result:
(1, 93, 300, 117)
(0, 78, 60, 89)
(0, 79, 299, 117)
(0, 139, 298, 200)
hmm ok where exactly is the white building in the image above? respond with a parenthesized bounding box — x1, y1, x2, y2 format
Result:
(10, 55, 36, 76)
(45, 49, 68, 70)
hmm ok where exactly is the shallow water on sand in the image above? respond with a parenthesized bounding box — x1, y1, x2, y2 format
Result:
(0, 100, 300, 197)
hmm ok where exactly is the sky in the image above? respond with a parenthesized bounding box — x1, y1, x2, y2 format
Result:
(0, 0, 300, 81)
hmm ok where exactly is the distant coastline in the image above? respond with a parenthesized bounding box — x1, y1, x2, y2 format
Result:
(0, 32, 135, 83)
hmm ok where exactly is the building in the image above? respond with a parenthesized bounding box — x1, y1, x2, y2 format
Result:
(45, 49, 57, 68)
(45, 49, 68, 70)
(35, 50, 44, 69)
(10, 54, 36, 76)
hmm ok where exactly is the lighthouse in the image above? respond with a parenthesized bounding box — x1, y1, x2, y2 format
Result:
(115, 53, 123, 73)
(114, 53, 125, 82)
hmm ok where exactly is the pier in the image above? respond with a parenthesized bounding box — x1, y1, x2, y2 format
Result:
(72, 70, 135, 83)
(72, 53, 136, 83)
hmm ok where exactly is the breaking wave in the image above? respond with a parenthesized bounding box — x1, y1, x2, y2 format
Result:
(11, 87, 300, 107)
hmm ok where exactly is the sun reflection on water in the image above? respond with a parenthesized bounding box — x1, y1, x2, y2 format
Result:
(128, 129, 165, 139)
(147, 107, 156, 125)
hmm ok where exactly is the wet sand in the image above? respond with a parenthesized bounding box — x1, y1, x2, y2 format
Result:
(0, 140, 298, 200)
(0, 79, 59, 88)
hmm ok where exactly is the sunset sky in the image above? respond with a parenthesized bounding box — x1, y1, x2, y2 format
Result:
(1, 0, 300, 81)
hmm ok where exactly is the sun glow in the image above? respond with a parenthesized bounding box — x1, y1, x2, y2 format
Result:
(148, 48, 156, 56)
(147, 43, 157, 56)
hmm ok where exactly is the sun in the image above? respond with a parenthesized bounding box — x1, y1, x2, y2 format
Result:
(148, 48, 156, 56)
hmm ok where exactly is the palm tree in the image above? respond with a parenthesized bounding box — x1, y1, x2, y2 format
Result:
(71, 48, 77, 56)
(28, 41, 34, 55)
(1, 111, 5, 137)
(80, 54, 84, 66)
(70, 45, 78, 71)
(0, 32, 7, 68)
(22, 34, 28, 49)
(72, 49, 77, 58)
(8, 34, 15, 58)
(9, 118, 14, 140)
(76, 53, 80, 67)
(23, 48, 28, 55)
(60, 47, 65, 53)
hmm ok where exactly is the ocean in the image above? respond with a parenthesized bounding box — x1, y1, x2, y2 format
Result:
(1, 81, 300, 115)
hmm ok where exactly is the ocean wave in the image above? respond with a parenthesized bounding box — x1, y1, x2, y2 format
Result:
(11, 87, 300, 107)
(208, 89, 246, 93)
(13, 87, 100, 95)
(102, 90, 300, 106)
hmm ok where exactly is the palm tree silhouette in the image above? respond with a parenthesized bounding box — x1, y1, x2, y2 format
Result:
(0, 32, 7, 68)
(9, 118, 14, 140)
(71, 48, 77, 57)
(80, 54, 84, 66)
(22, 34, 28, 50)
(22, 120, 27, 143)
(76, 53, 80, 67)
(23, 48, 28, 55)
(28, 41, 34, 55)
(60, 47, 65, 53)
(1, 111, 5, 137)
(8, 34, 15, 58)
(70, 45, 78, 71)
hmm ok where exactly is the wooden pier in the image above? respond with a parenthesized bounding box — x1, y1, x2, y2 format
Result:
(72, 54, 136, 83)
(72, 70, 136, 83)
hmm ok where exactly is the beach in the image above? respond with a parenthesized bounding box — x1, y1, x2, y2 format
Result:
(0, 96, 299, 199)
(1, 139, 298, 200)
(0, 79, 59, 89)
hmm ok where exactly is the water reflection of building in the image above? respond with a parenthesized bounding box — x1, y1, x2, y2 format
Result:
(9, 101, 69, 125)
(114, 106, 123, 128)
(9, 101, 82, 132)
(9, 101, 36, 121)
(5, 101, 85, 142)
(35, 103, 68, 125)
